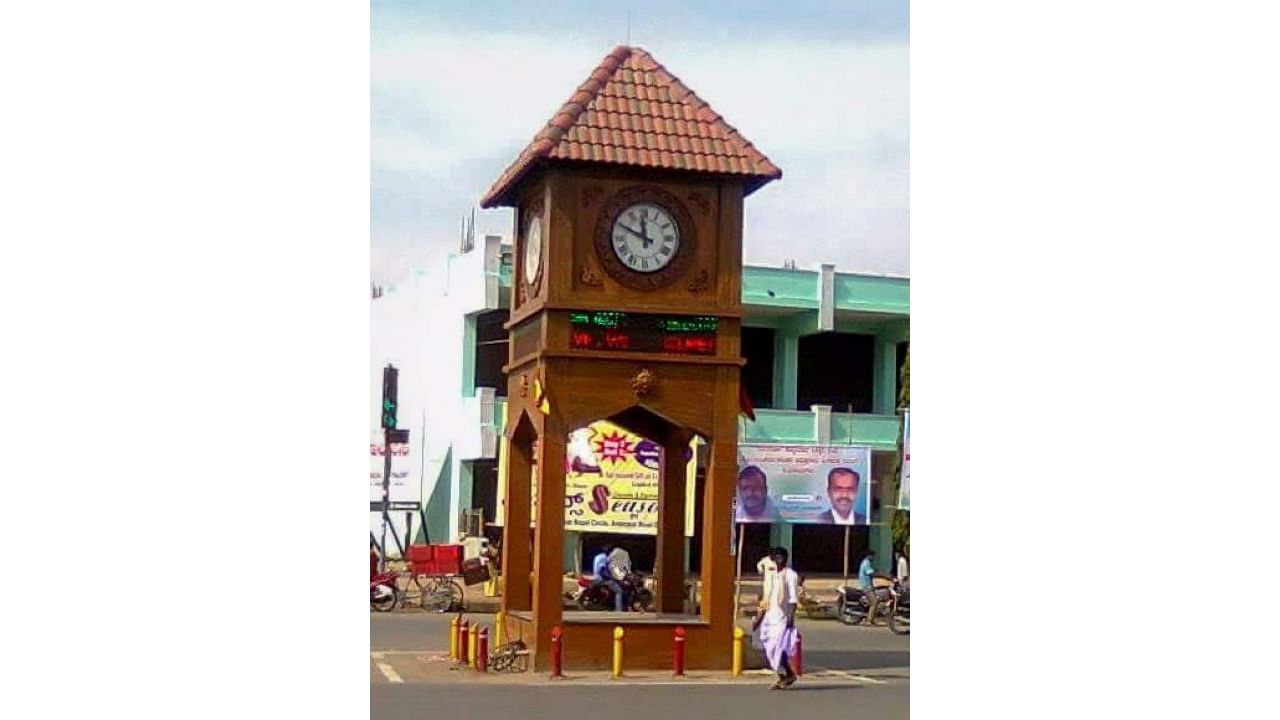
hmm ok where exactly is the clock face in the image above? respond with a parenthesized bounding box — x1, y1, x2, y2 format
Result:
(610, 202, 680, 274)
(523, 215, 542, 286)
(593, 186, 695, 291)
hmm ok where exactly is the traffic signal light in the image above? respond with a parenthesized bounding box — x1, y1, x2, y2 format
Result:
(381, 365, 398, 429)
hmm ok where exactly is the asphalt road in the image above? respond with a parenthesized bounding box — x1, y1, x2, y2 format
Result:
(373, 680, 909, 720)
(371, 610, 908, 719)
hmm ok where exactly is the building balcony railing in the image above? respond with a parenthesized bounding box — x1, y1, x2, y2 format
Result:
(747, 409, 901, 450)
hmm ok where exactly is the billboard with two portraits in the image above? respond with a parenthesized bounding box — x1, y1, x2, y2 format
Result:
(735, 444, 872, 525)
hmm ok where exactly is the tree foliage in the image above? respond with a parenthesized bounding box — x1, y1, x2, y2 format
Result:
(890, 344, 910, 555)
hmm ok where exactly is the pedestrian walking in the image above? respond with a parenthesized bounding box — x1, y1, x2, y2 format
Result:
(753, 547, 800, 689)
(895, 546, 909, 590)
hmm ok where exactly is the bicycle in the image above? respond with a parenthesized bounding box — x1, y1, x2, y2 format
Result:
(488, 640, 529, 673)
(415, 575, 465, 613)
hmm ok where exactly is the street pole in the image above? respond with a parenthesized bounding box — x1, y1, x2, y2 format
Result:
(842, 525, 851, 586)
(380, 364, 400, 571)
(381, 425, 392, 572)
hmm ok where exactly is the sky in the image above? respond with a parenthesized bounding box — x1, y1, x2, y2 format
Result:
(371, 0, 909, 284)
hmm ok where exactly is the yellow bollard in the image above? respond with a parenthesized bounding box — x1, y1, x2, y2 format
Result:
(494, 611, 505, 648)
(469, 623, 479, 667)
(612, 626, 625, 679)
(449, 616, 459, 661)
(732, 626, 745, 678)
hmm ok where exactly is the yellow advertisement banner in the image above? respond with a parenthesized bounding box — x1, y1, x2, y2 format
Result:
(495, 420, 698, 537)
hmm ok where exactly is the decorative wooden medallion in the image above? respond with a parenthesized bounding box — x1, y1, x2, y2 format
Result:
(687, 269, 709, 293)
(580, 184, 606, 208)
(579, 262, 603, 287)
(630, 368, 657, 398)
(686, 191, 712, 217)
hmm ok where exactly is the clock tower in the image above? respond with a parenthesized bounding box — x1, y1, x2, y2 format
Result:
(481, 45, 780, 671)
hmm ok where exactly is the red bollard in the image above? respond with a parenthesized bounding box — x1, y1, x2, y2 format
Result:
(793, 630, 803, 677)
(549, 625, 564, 679)
(672, 626, 686, 676)
(458, 618, 469, 665)
(477, 627, 489, 673)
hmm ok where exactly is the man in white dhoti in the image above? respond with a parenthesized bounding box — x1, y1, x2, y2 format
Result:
(753, 546, 799, 689)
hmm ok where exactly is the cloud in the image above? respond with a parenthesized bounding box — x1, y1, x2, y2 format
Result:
(372, 29, 908, 282)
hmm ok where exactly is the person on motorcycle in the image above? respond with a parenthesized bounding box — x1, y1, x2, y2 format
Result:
(858, 550, 877, 590)
(607, 545, 632, 582)
(859, 550, 894, 620)
(591, 545, 625, 612)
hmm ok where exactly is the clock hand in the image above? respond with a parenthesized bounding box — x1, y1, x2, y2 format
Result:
(639, 215, 653, 247)
(616, 222, 648, 242)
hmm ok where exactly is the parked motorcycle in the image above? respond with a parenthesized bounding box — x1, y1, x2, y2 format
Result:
(835, 580, 900, 626)
(571, 572, 654, 612)
(370, 570, 401, 612)
(887, 585, 909, 635)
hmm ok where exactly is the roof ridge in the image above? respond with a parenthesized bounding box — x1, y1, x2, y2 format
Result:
(481, 45, 780, 208)
(537, 45, 631, 148)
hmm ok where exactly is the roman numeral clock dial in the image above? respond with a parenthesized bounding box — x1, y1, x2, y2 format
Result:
(593, 186, 695, 291)
(611, 203, 679, 273)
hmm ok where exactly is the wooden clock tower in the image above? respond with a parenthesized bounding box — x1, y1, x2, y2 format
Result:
(480, 45, 781, 671)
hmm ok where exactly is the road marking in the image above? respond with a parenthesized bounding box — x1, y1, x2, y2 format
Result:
(807, 665, 889, 684)
(372, 652, 406, 683)
(374, 660, 404, 683)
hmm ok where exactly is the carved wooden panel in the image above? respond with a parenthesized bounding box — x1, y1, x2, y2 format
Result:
(509, 316, 543, 363)
(542, 169, 736, 316)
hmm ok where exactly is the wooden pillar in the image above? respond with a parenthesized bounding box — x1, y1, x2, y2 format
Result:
(531, 411, 567, 669)
(501, 419, 533, 613)
(655, 429, 688, 614)
(699, 366, 740, 665)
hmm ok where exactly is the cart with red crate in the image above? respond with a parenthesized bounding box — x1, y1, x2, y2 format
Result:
(403, 544, 466, 612)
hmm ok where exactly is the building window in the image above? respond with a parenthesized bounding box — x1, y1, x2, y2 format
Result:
(896, 341, 909, 406)
(741, 326, 776, 410)
(474, 310, 510, 396)
(796, 332, 874, 412)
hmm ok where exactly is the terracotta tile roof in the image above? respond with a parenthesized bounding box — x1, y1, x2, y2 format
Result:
(480, 45, 782, 208)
